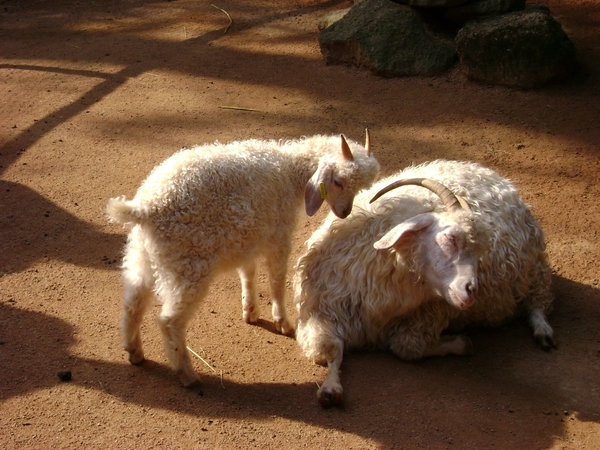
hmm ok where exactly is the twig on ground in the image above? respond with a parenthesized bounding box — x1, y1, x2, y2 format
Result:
(218, 106, 261, 112)
(187, 345, 226, 389)
(211, 4, 233, 34)
(187, 345, 217, 373)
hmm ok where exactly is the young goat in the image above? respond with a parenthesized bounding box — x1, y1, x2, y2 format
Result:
(294, 160, 555, 406)
(106, 132, 380, 387)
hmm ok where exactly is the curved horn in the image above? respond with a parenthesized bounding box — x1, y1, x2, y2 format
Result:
(369, 178, 470, 212)
(365, 128, 371, 156)
(455, 194, 470, 211)
(340, 134, 354, 161)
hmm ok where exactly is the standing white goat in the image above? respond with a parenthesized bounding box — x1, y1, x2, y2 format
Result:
(106, 132, 379, 387)
(294, 160, 555, 406)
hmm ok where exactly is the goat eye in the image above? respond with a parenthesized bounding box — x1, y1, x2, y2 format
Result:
(333, 179, 343, 188)
(445, 233, 458, 248)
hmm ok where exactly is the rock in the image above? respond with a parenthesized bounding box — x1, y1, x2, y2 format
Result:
(444, 0, 526, 24)
(455, 6, 577, 88)
(396, 0, 470, 7)
(319, 0, 457, 77)
(318, 8, 352, 31)
(57, 371, 72, 382)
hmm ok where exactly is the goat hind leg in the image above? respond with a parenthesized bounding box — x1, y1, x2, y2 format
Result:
(388, 317, 472, 360)
(121, 229, 154, 365)
(122, 280, 153, 364)
(421, 335, 474, 358)
(157, 285, 207, 388)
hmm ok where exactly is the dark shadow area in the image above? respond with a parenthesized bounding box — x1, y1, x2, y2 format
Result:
(0, 180, 123, 274)
(1, 274, 598, 448)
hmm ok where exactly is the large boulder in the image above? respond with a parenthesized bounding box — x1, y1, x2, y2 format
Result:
(319, 0, 457, 77)
(318, 8, 351, 31)
(455, 6, 577, 88)
(396, 0, 470, 7)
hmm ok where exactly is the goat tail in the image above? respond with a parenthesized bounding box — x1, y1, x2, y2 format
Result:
(105, 196, 144, 225)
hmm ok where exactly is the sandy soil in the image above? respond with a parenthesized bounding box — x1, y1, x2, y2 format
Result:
(1, 0, 599, 448)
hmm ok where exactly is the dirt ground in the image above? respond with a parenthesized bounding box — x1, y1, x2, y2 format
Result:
(1, 0, 599, 448)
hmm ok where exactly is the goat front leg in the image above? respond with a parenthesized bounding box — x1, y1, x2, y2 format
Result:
(266, 248, 294, 335)
(238, 261, 261, 324)
(526, 264, 556, 350)
(529, 308, 556, 350)
(317, 337, 345, 407)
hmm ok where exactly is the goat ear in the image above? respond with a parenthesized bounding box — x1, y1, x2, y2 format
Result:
(305, 164, 332, 216)
(374, 213, 435, 250)
(340, 135, 354, 161)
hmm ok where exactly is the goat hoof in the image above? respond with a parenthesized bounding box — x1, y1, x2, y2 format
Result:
(461, 336, 474, 356)
(275, 318, 295, 336)
(535, 333, 557, 351)
(183, 378, 202, 389)
(180, 372, 201, 389)
(127, 349, 145, 365)
(243, 307, 261, 324)
(313, 356, 328, 367)
(317, 386, 343, 407)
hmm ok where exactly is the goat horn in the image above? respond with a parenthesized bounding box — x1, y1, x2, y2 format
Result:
(365, 128, 371, 156)
(455, 194, 470, 211)
(340, 134, 354, 161)
(369, 178, 470, 212)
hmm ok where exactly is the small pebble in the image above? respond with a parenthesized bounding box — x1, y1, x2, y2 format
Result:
(58, 371, 72, 382)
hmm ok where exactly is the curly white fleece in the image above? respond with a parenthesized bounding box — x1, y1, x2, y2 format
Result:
(106, 134, 380, 387)
(295, 159, 553, 363)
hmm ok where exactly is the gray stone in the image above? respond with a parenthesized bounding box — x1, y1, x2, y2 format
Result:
(444, 0, 526, 24)
(455, 6, 577, 88)
(319, 0, 457, 77)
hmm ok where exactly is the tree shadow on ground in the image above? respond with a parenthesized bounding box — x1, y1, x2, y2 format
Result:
(1, 0, 599, 178)
(0, 180, 123, 274)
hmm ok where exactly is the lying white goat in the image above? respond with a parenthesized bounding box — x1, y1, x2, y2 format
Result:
(294, 160, 555, 406)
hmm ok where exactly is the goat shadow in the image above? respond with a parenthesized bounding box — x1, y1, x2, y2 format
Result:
(1, 275, 598, 449)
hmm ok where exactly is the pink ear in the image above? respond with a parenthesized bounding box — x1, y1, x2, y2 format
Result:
(305, 164, 332, 216)
(340, 135, 354, 161)
(374, 213, 435, 249)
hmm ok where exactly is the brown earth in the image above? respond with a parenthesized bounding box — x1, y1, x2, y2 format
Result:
(1, 0, 599, 448)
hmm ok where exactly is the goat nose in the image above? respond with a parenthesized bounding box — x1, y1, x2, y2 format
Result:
(463, 281, 477, 306)
(338, 205, 352, 218)
(467, 281, 478, 296)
